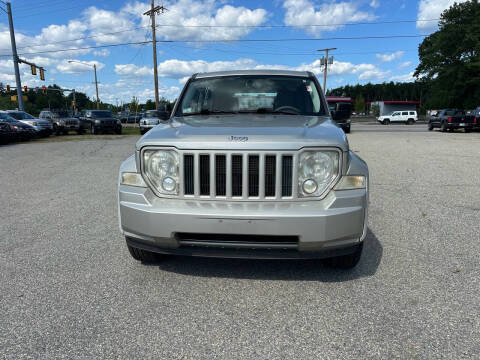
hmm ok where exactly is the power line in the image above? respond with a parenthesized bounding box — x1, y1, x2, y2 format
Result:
(152, 18, 440, 28)
(0, 34, 428, 57)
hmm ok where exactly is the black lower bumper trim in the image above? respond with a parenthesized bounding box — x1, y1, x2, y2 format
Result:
(126, 236, 361, 260)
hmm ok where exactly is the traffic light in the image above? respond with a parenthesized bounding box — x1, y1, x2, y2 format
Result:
(23, 85, 27, 92)
(42, 85, 47, 94)
(31, 65, 36, 75)
(39, 68, 45, 81)
(6, 85, 10, 92)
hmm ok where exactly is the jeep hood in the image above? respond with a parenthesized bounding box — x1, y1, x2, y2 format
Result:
(136, 114, 348, 151)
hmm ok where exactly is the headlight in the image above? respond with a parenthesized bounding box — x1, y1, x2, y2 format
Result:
(95, 119, 101, 123)
(27, 121, 37, 126)
(143, 150, 179, 195)
(298, 151, 339, 197)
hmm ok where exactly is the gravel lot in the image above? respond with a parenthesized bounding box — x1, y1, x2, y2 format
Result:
(1, 125, 479, 359)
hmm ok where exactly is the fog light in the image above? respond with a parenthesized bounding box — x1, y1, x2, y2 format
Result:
(162, 177, 176, 192)
(334, 175, 366, 190)
(121, 172, 146, 187)
(302, 179, 318, 194)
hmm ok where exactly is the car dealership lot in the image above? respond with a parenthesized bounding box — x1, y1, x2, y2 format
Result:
(1, 124, 479, 359)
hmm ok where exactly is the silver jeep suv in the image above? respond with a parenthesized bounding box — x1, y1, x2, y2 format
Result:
(118, 70, 369, 268)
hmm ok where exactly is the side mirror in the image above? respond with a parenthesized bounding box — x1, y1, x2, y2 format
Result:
(159, 111, 170, 121)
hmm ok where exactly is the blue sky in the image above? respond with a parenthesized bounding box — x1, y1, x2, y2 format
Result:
(0, 0, 463, 104)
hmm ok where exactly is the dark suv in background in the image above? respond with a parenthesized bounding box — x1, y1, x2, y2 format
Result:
(80, 110, 122, 134)
(39, 110, 81, 135)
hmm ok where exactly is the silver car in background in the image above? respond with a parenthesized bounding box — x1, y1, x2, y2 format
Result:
(7, 110, 53, 137)
(119, 70, 369, 268)
(139, 109, 170, 134)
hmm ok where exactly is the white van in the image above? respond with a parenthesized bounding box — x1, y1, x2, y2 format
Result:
(377, 110, 418, 125)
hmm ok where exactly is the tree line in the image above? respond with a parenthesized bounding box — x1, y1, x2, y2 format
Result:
(328, 0, 479, 112)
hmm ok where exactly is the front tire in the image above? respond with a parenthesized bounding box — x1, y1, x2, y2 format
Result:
(383, 119, 390, 125)
(127, 243, 165, 263)
(428, 123, 433, 131)
(91, 125, 97, 135)
(465, 128, 471, 133)
(326, 242, 363, 269)
(441, 121, 447, 132)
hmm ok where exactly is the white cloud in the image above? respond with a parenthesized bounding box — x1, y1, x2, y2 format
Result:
(121, 0, 268, 42)
(56, 60, 105, 74)
(93, 49, 110, 57)
(376, 51, 404, 62)
(283, 0, 374, 36)
(417, 0, 468, 31)
(398, 61, 412, 69)
(370, 0, 380, 8)
(390, 72, 415, 82)
(115, 64, 153, 77)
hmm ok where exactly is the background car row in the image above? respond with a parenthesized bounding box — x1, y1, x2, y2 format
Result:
(0, 109, 123, 144)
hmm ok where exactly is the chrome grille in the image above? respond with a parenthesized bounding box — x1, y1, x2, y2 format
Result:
(181, 152, 295, 200)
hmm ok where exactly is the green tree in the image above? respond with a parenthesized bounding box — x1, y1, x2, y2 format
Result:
(414, 0, 480, 109)
(354, 95, 365, 113)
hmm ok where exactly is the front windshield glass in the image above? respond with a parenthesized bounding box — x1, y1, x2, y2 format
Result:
(8, 112, 35, 120)
(0, 113, 17, 122)
(146, 110, 160, 117)
(176, 75, 325, 116)
(53, 111, 69, 118)
(91, 111, 112, 118)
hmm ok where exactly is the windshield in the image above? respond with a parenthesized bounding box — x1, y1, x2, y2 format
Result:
(90, 111, 112, 118)
(145, 110, 160, 118)
(0, 113, 17, 122)
(176, 75, 325, 117)
(8, 112, 35, 120)
(53, 111, 69, 118)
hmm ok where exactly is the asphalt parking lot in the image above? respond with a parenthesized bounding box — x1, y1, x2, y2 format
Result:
(1, 123, 479, 359)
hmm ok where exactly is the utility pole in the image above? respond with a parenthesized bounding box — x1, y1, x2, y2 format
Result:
(93, 64, 99, 109)
(317, 48, 336, 93)
(3, 2, 24, 111)
(144, 1, 167, 110)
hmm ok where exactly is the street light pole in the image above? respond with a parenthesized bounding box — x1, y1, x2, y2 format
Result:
(5, 2, 24, 111)
(68, 60, 100, 109)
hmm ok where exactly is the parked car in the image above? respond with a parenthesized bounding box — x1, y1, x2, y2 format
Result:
(427, 109, 475, 132)
(470, 107, 480, 131)
(118, 70, 368, 268)
(139, 109, 169, 134)
(329, 102, 352, 133)
(378, 110, 417, 125)
(39, 110, 81, 135)
(0, 111, 36, 141)
(126, 113, 142, 124)
(0, 121, 16, 144)
(79, 110, 122, 134)
(6, 110, 53, 137)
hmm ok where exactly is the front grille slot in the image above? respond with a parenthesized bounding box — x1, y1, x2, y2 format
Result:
(248, 155, 259, 197)
(184, 155, 194, 195)
(215, 155, 226, 196)
(265, 155, 276, 197)
(232, 155, 243, 196)
(282, 156, 293, 197)
(176, 233, 298, 244)
(199, 155, 210, 195)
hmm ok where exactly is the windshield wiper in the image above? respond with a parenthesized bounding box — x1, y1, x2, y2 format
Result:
(183, 109, 238, 116)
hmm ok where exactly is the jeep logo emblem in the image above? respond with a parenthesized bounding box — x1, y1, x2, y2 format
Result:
(229, 136, 248, 142)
